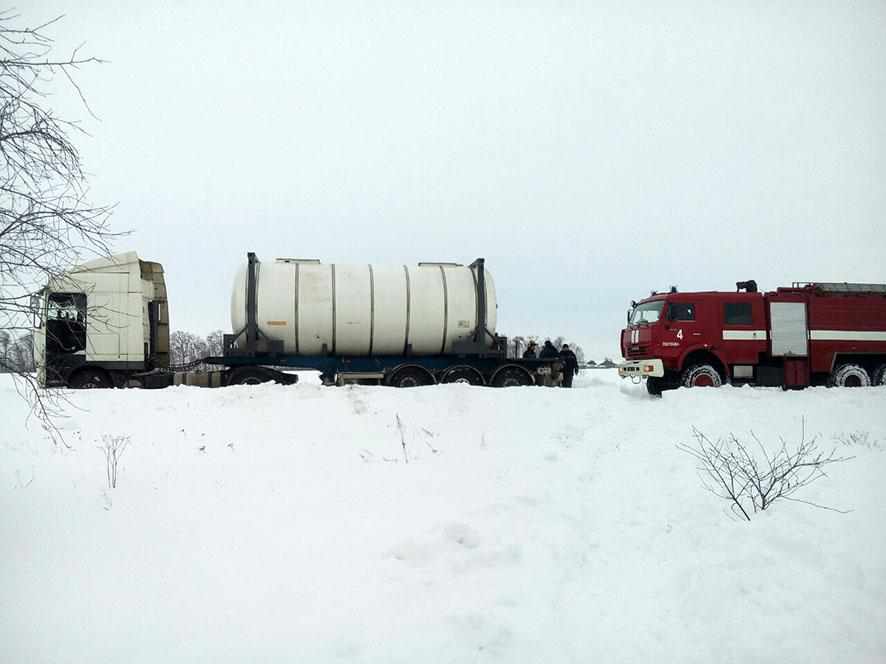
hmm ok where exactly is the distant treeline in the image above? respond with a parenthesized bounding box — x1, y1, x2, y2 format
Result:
(0, 331, 34, 373)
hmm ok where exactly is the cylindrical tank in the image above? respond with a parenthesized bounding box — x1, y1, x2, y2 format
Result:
(230, 257, 497, 355)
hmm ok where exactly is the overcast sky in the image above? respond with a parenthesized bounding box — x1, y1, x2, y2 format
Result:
(31, 1, 886, 357)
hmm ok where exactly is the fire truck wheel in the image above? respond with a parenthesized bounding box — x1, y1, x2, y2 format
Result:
(646, 377, 664, 396)
(681, 364, 723, 388)
(874, 365, 886, 386)
(830, 363, 871, 388)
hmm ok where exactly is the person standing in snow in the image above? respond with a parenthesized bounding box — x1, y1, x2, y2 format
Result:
(559, 343, 579, 388)
(539, 340, 558, 359)
(538, 340, 561, 386)
(523, 340, 538, 358)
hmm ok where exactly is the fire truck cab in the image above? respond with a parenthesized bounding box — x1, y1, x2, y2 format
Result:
(619, 281, 886, 395)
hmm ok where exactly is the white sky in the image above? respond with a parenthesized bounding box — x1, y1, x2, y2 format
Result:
(29, 1, 886, 358)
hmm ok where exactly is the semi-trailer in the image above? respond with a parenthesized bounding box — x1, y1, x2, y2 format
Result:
(32, 252, 563, 389)
(618, 280, 886, 394)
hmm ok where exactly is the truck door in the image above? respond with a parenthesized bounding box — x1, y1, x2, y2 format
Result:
(720, 296, 767, 368)
(45, 292, 87, 383)
(664, 301, 699, 348)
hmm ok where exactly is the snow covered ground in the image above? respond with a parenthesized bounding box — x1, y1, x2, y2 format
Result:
(1, 371, 885, 663)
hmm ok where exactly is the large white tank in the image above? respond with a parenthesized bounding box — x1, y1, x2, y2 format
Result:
(230, 258, 497, 355)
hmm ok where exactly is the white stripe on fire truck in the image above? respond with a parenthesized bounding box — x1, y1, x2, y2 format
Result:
(722, 330, 768, 341)
(808, 330, 886, 342)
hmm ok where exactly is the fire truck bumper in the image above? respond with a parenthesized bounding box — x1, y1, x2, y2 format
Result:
(618, 358, 665, 379)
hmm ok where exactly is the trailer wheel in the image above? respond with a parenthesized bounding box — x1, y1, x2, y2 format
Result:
(874, 364, 886, 386)
(441, 366, 485, 386)
(388, 366, 434, 388)
(830, 363, 871, 388)
(681, 364, 723, 388)
(227, 366, 274, 386)
(68, 367, 113, 389)
(491, 366, 533, 388)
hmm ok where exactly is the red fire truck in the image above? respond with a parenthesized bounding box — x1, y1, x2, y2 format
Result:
(618, 281, 886, 395)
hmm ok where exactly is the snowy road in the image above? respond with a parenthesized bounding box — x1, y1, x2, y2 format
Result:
(1, 372, 885, 663)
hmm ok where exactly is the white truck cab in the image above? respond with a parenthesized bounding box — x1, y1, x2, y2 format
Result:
(33, 252, 169, 387)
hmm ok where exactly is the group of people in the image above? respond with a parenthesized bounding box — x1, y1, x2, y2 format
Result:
(523, 340, 579, 388)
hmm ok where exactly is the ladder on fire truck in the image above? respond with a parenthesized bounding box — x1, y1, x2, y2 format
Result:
(792, 282, 886, 294)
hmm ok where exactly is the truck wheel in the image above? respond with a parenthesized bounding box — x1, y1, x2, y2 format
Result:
(388, 367, 433, 388)
(874, 364, 886, 386)
(227, 366, 274, 386)
(646, 377, 664, 396)
(830, 363, 871, 388)
(69, 368, 113, 389)
(681, 364, 723, 388)
(441, 366, 484, 386)
(491, 366, 533, 388)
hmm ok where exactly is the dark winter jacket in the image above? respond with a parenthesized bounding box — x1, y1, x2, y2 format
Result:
(523, 348, 537, 359)
(539, 341, 559, 359)
(559, 349, 579, 376)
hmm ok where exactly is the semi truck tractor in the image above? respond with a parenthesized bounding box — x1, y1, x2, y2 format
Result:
(618, 280, 886, 394)
(32, 252, 562, 389)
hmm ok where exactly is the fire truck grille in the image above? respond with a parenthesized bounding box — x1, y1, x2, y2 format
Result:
(626, 345, 649, 358)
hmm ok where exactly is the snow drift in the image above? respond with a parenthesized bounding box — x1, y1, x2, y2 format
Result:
(1, 372, 884, 663)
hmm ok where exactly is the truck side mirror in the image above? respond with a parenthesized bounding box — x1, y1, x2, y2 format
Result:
(30, 293, 42, 328)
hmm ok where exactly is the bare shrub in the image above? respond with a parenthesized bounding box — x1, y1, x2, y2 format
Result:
(677, 420, 853, 521)
(395, 413, 408, 464)
(97, 434, 130, 489)
(834, 431, 882, 451)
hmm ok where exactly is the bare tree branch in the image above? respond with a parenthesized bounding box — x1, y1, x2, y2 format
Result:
(0, 12, 118, 442)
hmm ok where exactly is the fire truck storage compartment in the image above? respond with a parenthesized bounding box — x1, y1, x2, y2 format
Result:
(769, 301, 808, 357)
(756, 365, 783, 387)
(783, 358, 810, 388)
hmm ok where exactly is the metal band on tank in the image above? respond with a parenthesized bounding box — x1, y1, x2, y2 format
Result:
(294, 263, 300, 354)
(368, 264, 375, 355)
(331, 264, 336, 354)
(403, 265, 411, 355)
(439, 265, 449, 354)
(469, 265, 479, 339)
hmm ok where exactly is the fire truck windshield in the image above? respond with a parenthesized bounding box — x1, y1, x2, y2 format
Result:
(629, 300, 665, 325)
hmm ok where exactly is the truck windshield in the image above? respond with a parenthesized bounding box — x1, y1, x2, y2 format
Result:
(630, 300, 665, 325)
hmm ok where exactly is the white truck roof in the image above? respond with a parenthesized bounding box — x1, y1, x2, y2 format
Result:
(68, 251, 142, 273)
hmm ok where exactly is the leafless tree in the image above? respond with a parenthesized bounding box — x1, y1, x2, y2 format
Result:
(573, 345, 585, 365)
(0, 11, 114, 432)
(205, 329, 225, 357)
(0, 327, 9, 369)
(677, 420, 853, 521)
(169, 330, 208, 367)
(508, 334, 583, 363)
(4, 328, 32, 370)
